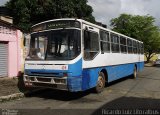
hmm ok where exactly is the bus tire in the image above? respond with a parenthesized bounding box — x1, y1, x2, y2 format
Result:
(132, 66, 137, 79)
(94, 72, 105, 93)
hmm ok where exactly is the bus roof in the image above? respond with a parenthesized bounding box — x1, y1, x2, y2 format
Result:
(32, 18, 143, 43)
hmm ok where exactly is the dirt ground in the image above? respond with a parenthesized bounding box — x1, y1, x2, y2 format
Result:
(0, 76, 27, 97)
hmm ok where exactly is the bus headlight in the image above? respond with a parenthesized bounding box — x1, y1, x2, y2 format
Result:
(54, 79, 66, 84)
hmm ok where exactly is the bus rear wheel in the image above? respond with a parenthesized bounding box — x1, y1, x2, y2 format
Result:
(95, 72, 105, 93)
(133, 66, 137, 79)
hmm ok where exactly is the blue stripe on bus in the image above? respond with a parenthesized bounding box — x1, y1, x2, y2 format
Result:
(68, 59, 82, 77)
(67, 76, 82, 92)
(80, 62, 144, 91)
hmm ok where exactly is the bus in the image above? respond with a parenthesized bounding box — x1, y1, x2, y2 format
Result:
(24, 18, 144, 93)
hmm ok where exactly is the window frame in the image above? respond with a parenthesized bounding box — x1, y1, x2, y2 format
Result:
(120, 36, 127, 53)
(111, 33, 120, 53)
(140, 43, 144, 54)
(83, 29, 100, 60)
(100, 30, 111, 53)
(127, 38, 133, 54)
(137, 42, 140, 54)
(132, 40, 138, 54)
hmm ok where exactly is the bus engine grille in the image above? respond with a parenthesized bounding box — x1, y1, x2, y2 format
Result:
(36, 77, 51, 82)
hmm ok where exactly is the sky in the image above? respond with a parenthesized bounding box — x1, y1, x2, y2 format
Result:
(0, 0, 160, 28)
(0, 0, 8, 6)
(88, 0, 160, 28)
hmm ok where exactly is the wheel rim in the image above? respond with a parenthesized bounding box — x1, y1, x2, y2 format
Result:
(97, 75, 104, 89)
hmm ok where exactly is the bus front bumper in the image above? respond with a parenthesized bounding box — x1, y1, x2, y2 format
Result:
(24, 75, 82, 92)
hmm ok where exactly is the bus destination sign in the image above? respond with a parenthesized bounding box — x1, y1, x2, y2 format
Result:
(46, 20, 80, 29)
(32, 20, 80, 32)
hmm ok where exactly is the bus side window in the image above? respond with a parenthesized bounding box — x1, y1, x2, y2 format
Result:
(140, 43, 144, 54)
(138, 42, 141, 54)
(83, 30, 99, 60)
(136, 41, 139, 54)
(84, 30, 90, 50)
(127, 39, 133, 54)
(100, 30, 110, 53)
(111, 34, 120, 53)
(133, 40, 137, 54)
(120, 36, 127, 53)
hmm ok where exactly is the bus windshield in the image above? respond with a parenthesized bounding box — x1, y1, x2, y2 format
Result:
(28, 29, 81, 60)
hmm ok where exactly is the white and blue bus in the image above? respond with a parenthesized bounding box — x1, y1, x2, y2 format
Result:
(24, 18, 144, 93)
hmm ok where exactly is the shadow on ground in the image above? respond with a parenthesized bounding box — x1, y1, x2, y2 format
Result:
(92, 96, 160, 115)
(16, 74, 93, 101)
(19, 76, 135, 101)
(17, 75, 36, 93)
(26, 88, 94, 101)
(106, 75, 134, 87)
(154, 65, 160, 67)
(3, 97, 159, 115)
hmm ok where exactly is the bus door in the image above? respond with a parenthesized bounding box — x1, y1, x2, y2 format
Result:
(81, 23, 101, 89)
(82, 23, 100, 69)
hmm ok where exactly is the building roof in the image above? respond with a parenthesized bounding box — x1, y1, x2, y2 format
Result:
(0, 19, 21, 30)
(0, 7, 21, 31)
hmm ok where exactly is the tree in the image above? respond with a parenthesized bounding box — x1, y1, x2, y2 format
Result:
(110, 14, 160, 62)
(5, 0, 95, 32)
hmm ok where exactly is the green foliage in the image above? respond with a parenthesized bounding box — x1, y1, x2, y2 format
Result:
(5, 0, 95, 32)
(110, 14, 160, 62)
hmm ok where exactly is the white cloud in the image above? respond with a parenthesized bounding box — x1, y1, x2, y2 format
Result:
(88, 0, 121, 27)
(88, 0, 160, 27)
(0, 0, 9, 6)
(120, 0, 148, 15)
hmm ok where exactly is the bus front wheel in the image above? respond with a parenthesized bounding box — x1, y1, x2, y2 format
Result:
(94, 72, 105, 93)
